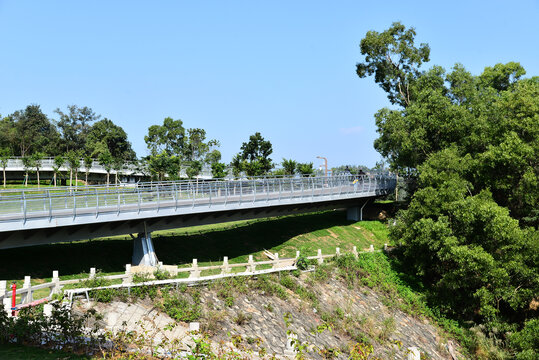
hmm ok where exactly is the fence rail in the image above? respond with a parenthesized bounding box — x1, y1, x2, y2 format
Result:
(1, 245, 382, 312)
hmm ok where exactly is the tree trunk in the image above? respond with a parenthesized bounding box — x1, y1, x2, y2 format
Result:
(2, 168, 5, 188)
(37, 169, 40, 189)
(70, 169, 73, 189)
(86, 172, 88, 185)
(25, 172, 28, 187)
(53, 172, 57, 187)
(106, 172, 110, 186)
(75, 171, 78, 190)
(115, 172, 118, 185)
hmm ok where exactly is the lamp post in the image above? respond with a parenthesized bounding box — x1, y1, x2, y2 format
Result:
(316, 156, 327, 177)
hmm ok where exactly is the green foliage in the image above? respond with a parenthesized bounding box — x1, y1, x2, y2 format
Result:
(281, 158, 297, 175)
(356, 21, 430, 108)
(160, 289, 202, 322)
(237, 132, 273, 176)
(211, 162, 228, 178)
(359, 22, 539, 357)
(507, 319, 539, 360)
(55, 105, 99, 153)
(86, 118, 136, 161)
(145, 117, 186, 156)
(296, 162, 314, 176)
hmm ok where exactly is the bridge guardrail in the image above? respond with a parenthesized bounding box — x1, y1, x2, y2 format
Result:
(0, 174, 396, 226)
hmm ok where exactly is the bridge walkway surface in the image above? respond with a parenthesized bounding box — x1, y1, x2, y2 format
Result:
(0, 174, 396, 265)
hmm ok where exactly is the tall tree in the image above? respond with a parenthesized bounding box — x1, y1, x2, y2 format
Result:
(238, 132, 273, 176)
(21, 155, 35, 187)
(66, 150, 81, 189)
(0, 148, 11, 188)
(357, 24, 539, 351)
(83, 155, 93, 185)
(30, 152, 45, 188)
(86, 118, 136, 160)
(52, 155, 65, 187)
(98, 149, 114, 186)
(11, 105, 58, 157)
(144, 117, 185, 156)
(55, 105, 100, 152)
(356, 21, 430, 108)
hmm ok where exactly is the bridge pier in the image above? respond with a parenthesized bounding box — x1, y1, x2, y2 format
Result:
(132, 229, 158, 266)
(347, 199, 369, 222)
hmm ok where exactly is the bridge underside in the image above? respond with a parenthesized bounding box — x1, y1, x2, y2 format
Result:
(0, 197, 377, 251)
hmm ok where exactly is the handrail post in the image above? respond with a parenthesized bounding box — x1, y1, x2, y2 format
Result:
(253, 179, 256, 203)
(48, 190, 52, 222)
(209, 181, 212, 207)
(173, 182, 178, 210)
(95, 188, 99, 218)
(73, 190, 76, 219)
(156, 184, 160, 211)
(117, 188, 120, 215)
(239, 179, 242, 205)
(22, 191, 26, 224)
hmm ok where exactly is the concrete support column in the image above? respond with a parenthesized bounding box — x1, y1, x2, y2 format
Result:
(132, 229, 158, 266)
(346, 207, 360, 221)
(347, 199, 369, 221)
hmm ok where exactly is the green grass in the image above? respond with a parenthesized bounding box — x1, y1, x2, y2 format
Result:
(0, 343, 90, 359)
(0, 209, 392, 290)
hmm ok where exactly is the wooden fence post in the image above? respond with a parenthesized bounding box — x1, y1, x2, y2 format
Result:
(369, 244, 374, 252)
(336, 247, 341, 256)
(89, 268, 96, 279)
(353, 246, 359, 259)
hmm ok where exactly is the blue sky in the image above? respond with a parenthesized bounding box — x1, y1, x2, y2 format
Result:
(0, 1, 537, 168)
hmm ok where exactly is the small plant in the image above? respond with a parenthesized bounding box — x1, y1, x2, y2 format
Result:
(224, 296, 234, 307)
(378, 316, 396, 342)
(233, 311, 252, 325)
(153, 268, 171, 280)
(296, 253, 309, 270)
(264, 303, 274, 312)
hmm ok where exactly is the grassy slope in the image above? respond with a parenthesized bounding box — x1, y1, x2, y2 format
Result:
(0, 209, 392, 285)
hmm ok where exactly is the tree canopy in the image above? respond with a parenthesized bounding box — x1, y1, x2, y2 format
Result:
(358, 23, 539, 358)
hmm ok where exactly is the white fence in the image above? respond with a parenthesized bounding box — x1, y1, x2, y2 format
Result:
(1, 245, 381, 315)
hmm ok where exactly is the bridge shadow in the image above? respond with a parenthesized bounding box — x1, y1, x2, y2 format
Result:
(0, 210, 353, 280)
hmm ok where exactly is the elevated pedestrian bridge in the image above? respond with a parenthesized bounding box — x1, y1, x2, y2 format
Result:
(0, 174, 396, 264)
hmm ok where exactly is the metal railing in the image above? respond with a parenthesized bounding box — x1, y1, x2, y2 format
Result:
(0, 174, 396, 226)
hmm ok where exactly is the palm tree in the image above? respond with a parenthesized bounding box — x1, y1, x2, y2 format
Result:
(66, 150, 81, 190)
(30, 152, 45, 188)
(22, 156, 37, 187)
(83, 155, 93, 185)
(53, 155, 65, 187)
